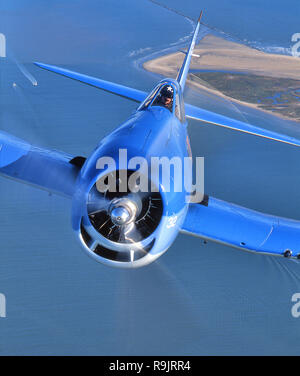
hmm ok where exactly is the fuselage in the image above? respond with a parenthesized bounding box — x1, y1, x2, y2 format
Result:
(72, 79, 193, 267)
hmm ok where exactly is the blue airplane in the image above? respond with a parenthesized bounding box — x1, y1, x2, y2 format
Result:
(2, 12, 300, 268)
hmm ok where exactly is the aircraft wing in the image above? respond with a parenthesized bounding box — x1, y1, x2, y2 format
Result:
(0, 131, 80, 197)
(185, 103, 300, 148)
(181, 196, 300, 258)
(35, 62, 147, 103)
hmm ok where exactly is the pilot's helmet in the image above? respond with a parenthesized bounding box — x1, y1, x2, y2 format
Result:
(160, 85, 174, 98)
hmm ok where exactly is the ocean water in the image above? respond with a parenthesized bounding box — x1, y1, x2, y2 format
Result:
(1, 0, 300, 355)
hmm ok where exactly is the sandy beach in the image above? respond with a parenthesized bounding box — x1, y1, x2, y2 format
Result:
(144, 34, 300, 79)
(143, 34, 300, 121)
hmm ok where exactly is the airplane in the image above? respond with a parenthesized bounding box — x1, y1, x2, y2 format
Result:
(2, 11, 300, 268)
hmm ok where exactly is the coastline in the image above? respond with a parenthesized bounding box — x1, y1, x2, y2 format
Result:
(143, 34, 300, 122)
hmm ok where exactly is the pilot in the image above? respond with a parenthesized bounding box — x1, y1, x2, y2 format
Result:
(154, 85, 174, 111)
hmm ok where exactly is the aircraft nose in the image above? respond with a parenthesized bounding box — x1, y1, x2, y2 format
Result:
(110, 206, 131, 226)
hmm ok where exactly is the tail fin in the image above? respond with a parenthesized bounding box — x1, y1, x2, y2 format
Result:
(177, 11, 203, 91)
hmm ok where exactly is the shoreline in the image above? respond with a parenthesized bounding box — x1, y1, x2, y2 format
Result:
(142, 34, 300, 122)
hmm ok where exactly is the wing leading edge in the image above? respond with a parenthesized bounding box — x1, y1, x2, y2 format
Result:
(181, 197, 300, 258)
(0, 131, 80, 197)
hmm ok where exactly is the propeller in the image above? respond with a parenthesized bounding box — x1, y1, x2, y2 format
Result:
(87, 170, 163, 244)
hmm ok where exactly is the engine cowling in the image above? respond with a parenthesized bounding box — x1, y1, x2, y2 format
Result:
(72, 165, 185, 268)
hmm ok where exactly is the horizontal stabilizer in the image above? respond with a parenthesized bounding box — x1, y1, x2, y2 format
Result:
(35, 62, 147, 103)
(185, 103, 300, 147)
(35, 63, 300, 147)
(179, 50, 201, 58)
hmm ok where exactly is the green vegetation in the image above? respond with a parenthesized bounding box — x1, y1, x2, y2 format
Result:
(192, 72, 300, 121)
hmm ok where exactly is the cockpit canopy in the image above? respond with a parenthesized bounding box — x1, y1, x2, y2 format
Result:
(152, 84, 174, 112)
(138, 81, 185, 122)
